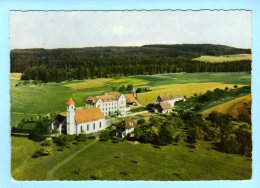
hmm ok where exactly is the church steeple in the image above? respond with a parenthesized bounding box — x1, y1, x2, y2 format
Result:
(66, 98, 76, 134)
(66, 97, 75, 106)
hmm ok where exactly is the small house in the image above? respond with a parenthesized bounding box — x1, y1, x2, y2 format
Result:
(156, 94, 184, 107)
(116, 117, 136, 138)
(155, 101, 173, 114)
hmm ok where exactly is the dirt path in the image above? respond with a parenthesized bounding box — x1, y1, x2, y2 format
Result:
(121, 110, 149, 118)
(46, 139, 98, 179)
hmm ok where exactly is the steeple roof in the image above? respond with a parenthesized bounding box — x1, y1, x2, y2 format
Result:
(66, 98, 75, 106)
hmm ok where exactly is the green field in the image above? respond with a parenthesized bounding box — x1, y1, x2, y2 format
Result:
(193, 54, 251, 63)
(10, 72, 251, 127)
(12, 136, 251, 180)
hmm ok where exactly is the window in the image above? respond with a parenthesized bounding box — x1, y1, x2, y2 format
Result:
(87, 124, 89, 131)
(99, 122, 102, 128)
(93, 123, 95, 130)
(80, 126, 83, 132)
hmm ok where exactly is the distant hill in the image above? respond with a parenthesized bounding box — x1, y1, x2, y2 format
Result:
(10, 44, 251, 82)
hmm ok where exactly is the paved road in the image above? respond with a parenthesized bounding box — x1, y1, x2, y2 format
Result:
(46, 139, 98, 179)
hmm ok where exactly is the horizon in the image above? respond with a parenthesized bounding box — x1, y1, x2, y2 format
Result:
(10, 11, 251, 50)
(10, 43, 251, 51)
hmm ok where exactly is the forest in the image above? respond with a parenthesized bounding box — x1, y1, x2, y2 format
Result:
(10, 44, 251, 82)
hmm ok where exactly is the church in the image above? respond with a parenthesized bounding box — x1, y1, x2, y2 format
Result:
(51, 98, 107, 135)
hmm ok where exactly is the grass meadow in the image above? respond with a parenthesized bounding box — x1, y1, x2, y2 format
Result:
(11, 136, 251, 180)
(10, 72, 251, 127)
(193, 54, 251, 63)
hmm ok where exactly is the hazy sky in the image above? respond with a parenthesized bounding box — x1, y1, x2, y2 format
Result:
(10, 10, 251, 49)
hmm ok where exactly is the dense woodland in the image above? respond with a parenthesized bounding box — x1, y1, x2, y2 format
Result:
(11, 44, 251, 82)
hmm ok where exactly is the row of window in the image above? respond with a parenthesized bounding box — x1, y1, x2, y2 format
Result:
(101, 106, 118, 111)
(80, 121, 102, 132)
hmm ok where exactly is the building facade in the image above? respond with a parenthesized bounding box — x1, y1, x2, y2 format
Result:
(86, 92, 129, 116)
(116, 117, 136, 138)
(156, 94, 184, 107)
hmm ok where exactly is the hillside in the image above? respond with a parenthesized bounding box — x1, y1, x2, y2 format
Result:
(202, 95, 251, 118)
(10, 44, 251, 82)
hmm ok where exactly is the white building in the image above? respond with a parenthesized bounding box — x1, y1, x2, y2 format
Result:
(51, 98, 107, 135)
(156, 94, 184, 107)
(86, 92, 129, 116)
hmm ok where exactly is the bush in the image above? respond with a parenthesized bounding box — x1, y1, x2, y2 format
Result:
(137, 119, 145, 125)
(99, 130, 110, 141)
(53, 135, 74, 148)
(88, 135, 96, 139)
(91, 170, 103, 180)
(32, 147, 52, 158)
(112, 140, 119, 144)
(120, 171, 129, 176)
(41, 139, 52, 146)
(75, 133, 88, 142)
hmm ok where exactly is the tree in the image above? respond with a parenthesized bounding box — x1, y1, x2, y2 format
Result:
(99, 129, 111, 141)
(174, 130, 186, 144)
(29, 119, 51, 141)
(235, 124, 252, 157)
(187, 127, 204, 144)
(118, 85, 126, 93)
(157, 122, 175, 146)
(126, 84, 133, 91)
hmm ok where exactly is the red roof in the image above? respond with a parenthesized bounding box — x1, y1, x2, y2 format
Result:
(125, 94, 137, 103)
(75, 108, 104, 124)
(66, 98, 75, 106)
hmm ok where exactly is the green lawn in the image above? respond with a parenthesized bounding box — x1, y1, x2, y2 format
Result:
(11, 136, 251, 180)
(11, 136, 95, 180)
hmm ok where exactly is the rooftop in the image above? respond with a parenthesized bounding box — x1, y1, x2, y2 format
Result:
(75, 107, 105, 124)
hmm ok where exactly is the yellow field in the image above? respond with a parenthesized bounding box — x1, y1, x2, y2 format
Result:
(137, 82, 243, 105)
(10, 73, 22, 80)
(202, 95, 251, 118)
(64, 78, 112, 89)
(10, 73, 22, 87)
(108, 77, 149, 86)
(193, 54, 251, 63)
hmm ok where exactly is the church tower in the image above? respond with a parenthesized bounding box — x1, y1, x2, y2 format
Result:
(66, 98, 76, 134)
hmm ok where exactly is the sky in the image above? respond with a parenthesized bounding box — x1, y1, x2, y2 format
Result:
(10, 10, 251, 49)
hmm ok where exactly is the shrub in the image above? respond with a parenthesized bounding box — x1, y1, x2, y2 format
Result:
(41, 139, 52, 146)
(75, 133, 88, 142)
(112, 140, 119, 144)
(91, 170, 103, 180)
(53, 135, 74, 148)
(99, 130, 110, 141)
(120, 171, 129, 176)
(32, 147, 52, 158)
(88, 135, 96, 139)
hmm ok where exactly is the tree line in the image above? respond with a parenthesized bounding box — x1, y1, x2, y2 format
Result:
(133, 111, 251, 157)
(10, 44, 251, 82)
